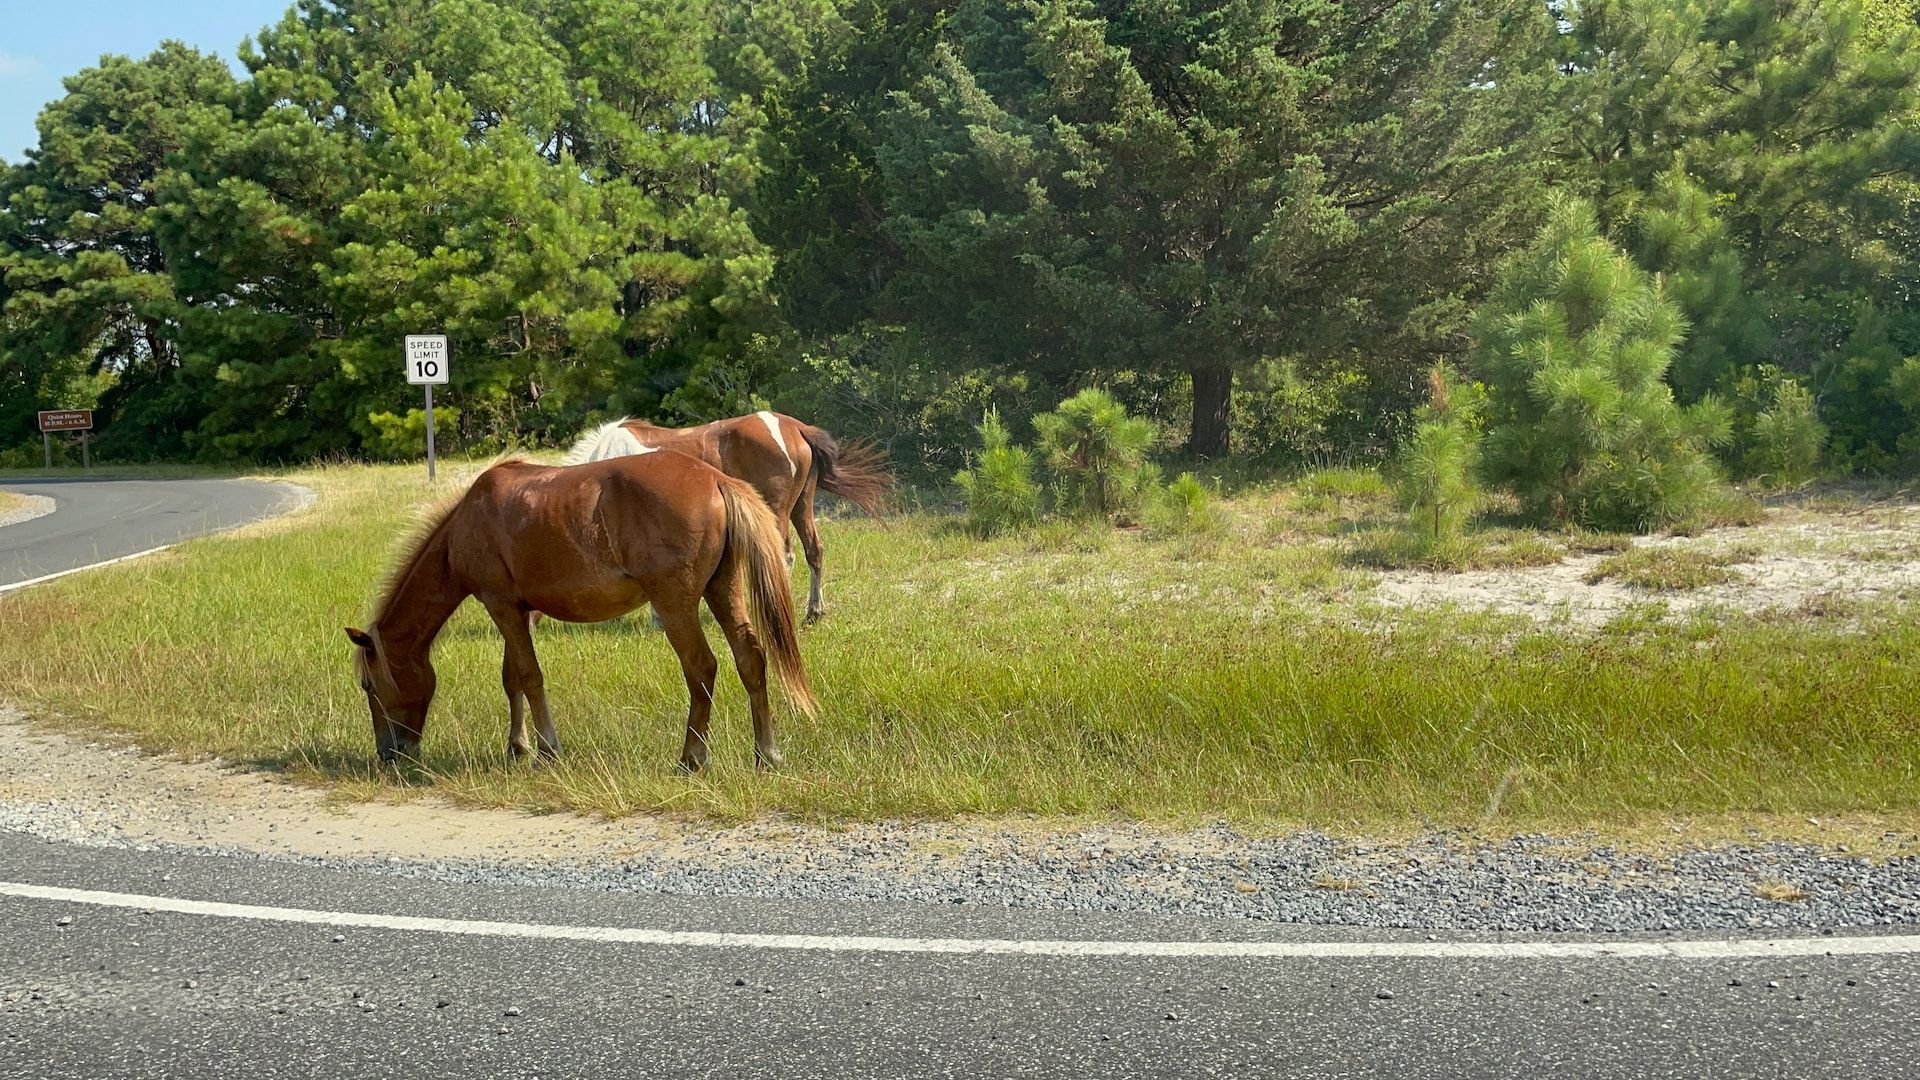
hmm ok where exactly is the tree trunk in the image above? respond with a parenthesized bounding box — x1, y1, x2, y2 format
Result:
(1188, 363, 1233, 457)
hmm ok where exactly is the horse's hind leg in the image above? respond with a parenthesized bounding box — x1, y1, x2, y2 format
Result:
(654, 598, 719, 773)
(791, 482, 826, 624)
(706, 563, 781, 771)
(485, 599, 556, 762)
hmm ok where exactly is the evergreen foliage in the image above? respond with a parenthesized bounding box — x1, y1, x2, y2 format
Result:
(1394, 368, 1482, 543)
(1, 0, 1918, 483)
(1143, 471, 1223, 538)
(1475, 196, 1731, 531)
(954, 408, 1041, 535)
(1746, 377, 1828, 488)
(1031, 388, 1156, 520)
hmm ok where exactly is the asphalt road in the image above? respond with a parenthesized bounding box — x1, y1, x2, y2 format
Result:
(0, 476, 303, 588)
(1, 833, 1914, 1079)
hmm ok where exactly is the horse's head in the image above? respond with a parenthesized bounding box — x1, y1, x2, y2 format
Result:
(345, 626, 435, 764)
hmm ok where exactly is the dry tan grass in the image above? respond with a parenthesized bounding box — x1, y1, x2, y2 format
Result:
(1753, 880, 1809, 903)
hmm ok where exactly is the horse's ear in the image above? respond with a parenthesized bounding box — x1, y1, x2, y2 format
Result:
(345, 627, 375, 652)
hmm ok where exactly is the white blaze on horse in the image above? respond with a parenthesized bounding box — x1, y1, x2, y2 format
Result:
(563, 412, 892, 623)
(346, 453, 816, 773)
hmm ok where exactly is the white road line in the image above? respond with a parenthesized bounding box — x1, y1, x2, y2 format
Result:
(6, 881, 1916, 960)
(0, 544, 175, 594)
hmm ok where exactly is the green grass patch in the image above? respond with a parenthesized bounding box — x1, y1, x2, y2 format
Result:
(1670, 486, 1767, 535)
(1296, 466, 1390, 503)
(1584, 544, 1763, 591)
(1343, 526, 1566, 572)
(1, 462, 1917, 832)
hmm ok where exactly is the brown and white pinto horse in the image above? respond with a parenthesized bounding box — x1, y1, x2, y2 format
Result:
(345, 453, 815, 773)
(563, 411, 891, 622)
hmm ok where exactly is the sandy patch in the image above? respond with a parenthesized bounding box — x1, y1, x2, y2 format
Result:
(0, 493, 55, 529)
(0, 706, 640, 865)
(1371, 506, 1920, 627)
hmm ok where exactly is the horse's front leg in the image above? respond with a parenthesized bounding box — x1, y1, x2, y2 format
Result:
(505, 684, 532, 761)
(485, 601, 549, 762)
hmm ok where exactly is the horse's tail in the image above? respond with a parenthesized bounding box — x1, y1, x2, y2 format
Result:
(562, 419, 641, 465)
(797, 424, 895, 521)
(718, 477, 818, 718)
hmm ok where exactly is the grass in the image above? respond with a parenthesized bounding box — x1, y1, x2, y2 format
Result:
(0, 491, 24, 516)
(2, 461, 1918, 834)
(1584, 545, 1763, 591)
(1752, 880, 1808, 903)
(1343, 526, 1567, 572)
(1670, 486, 1768, 535)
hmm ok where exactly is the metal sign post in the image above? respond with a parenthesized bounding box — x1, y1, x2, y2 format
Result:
(404, 335, 450, 481)
(36, 410, 94, 469)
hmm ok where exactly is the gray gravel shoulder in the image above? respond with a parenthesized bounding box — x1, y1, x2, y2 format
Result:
(4, 709, 1918, 935)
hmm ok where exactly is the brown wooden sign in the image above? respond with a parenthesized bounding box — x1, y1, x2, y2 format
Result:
(37, 409, 94, 432)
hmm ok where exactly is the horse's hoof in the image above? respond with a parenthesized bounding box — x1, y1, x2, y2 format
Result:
(803, 609, 824, 626)
(677, 756, 708, 775)
(754, 748, 785, 772)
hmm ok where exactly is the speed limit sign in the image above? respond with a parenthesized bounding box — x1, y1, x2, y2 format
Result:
(404, 333, 449, 481)
(405, 334, 449, 384)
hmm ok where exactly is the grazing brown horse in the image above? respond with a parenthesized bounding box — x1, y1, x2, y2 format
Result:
(563, 411, 891, 623)
(344, 453, 816, 773)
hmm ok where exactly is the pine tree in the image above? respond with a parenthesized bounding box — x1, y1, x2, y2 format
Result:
(777, 0, 1562, 455)
(1395, 367, 1481, 543)
(1475, 195, 1730, 531)
(1031, 387, 1156, 519)
(0, 45, 236, 455)
(954, 408, 1041, 535)
(1560, 0, 1920, 467)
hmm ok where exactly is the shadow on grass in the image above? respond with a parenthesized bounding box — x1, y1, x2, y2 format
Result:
(243, 738, 520, 787)
(238, 740, 406, 782)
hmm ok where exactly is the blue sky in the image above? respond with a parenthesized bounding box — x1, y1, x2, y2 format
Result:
(0, 1, 291, 162)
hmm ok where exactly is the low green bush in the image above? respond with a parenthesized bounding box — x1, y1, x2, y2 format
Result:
(953, 410, 1041, 536)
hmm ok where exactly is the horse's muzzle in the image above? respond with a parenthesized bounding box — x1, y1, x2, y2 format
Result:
(375, 730, 420, 765)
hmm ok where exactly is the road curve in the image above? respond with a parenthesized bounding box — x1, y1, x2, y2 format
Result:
(0, 476, 305, 589)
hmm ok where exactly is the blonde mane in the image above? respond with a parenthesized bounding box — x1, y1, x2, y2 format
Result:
(563, 419, 654, 464)
(369, 455, 534, 627)
(369, 493, 464, 628)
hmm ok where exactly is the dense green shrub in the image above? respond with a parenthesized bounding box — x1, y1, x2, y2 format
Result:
(1818, 307, 1920, 474)
(1474, 196, 1731, 531)
(954, 410, 1041, 535)
(1231, 359, 1393, 466)
(1031, 389, 1157, 520)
